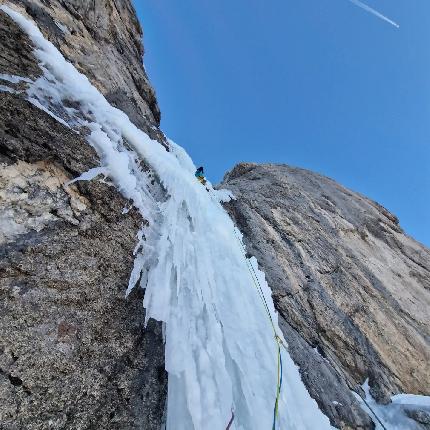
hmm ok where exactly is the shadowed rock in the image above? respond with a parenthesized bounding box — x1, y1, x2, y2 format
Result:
(6, 0, 166, 144)
(0, 5, 166, 429)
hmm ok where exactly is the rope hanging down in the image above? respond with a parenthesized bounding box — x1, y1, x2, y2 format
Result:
(226, 410, 235, 430)
(231, 227, 287, 430)
(206, 186, 286, 429)
(272, 342, 283, 430)
(205, 188, 281, 429)
(357, 390, 389, 430)
(233, 226, 389, 430)
(228, 210, 388, 430)
(232, 227, 288, 349)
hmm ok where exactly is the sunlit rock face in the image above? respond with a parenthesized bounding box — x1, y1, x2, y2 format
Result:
(0, 3, 166, 429)
(222, 162, 430, 430)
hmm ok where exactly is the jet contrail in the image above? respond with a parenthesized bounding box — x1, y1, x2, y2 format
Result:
(347, 0, 400, 28)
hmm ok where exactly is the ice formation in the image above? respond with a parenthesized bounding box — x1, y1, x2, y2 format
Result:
(353, 380, 430, 430)
(0, 4, 351, 429)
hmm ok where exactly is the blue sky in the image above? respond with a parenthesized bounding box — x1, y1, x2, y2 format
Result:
(133, 0, 430, 246)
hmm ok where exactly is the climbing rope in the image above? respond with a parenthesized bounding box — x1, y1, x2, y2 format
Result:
(232, 227, 288, 348)
(356, 389, 389, 430)
(207, 179, 394, 430)
(207, 187, 286, 428)
(235, 227, 388, 430)
(233, 224, 389, 430)
(272, 342, 283, 430)
(226, 409, 235, 430)
(232, 228, 275, 326)
(231, 226, 287, 430)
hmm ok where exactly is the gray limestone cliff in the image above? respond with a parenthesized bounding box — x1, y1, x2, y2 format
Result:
(1, 1, 429, 429)
(0, 1, 166, 429)
(222, 163, 430, 430)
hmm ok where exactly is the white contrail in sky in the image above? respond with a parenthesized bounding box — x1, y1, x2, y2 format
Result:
(347, 0, 400, 28)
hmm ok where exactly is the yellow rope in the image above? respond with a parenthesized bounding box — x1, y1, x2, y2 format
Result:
(206, 191, 286, 427)
(232, 228, 289, 350)
(274, 343, 282, 426)
(232, 227, 286, 429)
(276, 344, 281, 412)
(232, 229, 276, 329)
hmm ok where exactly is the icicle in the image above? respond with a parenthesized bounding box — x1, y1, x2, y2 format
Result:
(1, 5, 336, 429)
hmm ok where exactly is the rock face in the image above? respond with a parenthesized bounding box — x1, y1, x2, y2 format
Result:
(4, 0, 164, 141)
(2, 0, 429, 429)
(222, 163, 430, 429)
(0, 2, 166, 429)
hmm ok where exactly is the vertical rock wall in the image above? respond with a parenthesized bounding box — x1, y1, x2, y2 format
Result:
(222, 163, 430, 430)
(0, 3, 167, 429)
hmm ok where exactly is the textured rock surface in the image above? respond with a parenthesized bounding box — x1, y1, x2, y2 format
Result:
(407, 409, 430, 429)
(2, 0, 430, 428)
(2, 0, 165, 143)
(0, 4, 166, 429)
(222, 163, 430, 430)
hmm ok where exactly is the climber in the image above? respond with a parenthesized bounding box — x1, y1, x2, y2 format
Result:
(195, 166, 207, 186)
